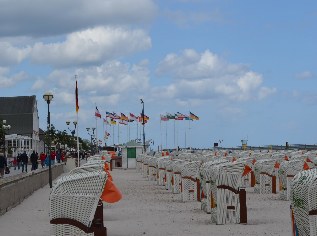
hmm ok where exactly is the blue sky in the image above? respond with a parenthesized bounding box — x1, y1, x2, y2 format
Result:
(0, 0, 317, 149)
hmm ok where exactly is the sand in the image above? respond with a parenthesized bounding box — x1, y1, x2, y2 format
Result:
(0, 168, 291, 236)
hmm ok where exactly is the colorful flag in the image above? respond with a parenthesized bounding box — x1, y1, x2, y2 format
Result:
(189, 112, 199, 120)
(176, 112, 186, 119)
(75, 80, 79, 113)
(110, 119, 116, 125)
(106, 111, 113, 118)
(130, 113, 137, 121)
(103, 118, 109, 124)
(119, 120, 128, 125)
(160, 115, 169, 121)
(95, 107, 101, 118)
(166, 113, 175, 119)
(112, 112, 121, 119)
(120, 113, 129, 121)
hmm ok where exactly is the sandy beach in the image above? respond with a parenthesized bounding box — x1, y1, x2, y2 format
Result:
(0, 168, 292, 236)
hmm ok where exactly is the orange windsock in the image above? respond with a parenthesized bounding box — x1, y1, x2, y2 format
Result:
(101, 179, 122, 203)
(242, 165, 252, 177)
(303, 161, 310, 170)
(274, 161, 280, 169)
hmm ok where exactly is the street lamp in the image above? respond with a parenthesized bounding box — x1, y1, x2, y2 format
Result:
(140, 99, 146, 153)
(86, 127, 96, 154)
(43, 91, 53, 188)
(2, 120, 11, 158)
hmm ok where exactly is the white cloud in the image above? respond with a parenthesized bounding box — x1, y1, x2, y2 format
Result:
(30, 26, 151, 68)
(296, 71, 314, 80)
(0, 0, 157, 37)
(32, 60, 150, 107)
(0, 42, 30, 66)
(0, 67, 27, 88)
(155, 49, 275, 102)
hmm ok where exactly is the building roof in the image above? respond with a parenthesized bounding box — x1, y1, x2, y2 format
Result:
(0, 96, 37, 136)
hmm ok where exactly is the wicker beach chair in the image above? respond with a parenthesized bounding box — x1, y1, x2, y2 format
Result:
(50, 170, 108, 236)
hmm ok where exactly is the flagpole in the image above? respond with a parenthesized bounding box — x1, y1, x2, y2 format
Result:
(160, 116, 162, 151)
(174, 119, 176, 149)
(166, 121, 168, 149)
(188, 118, 191, 149)
(117, 122, 119, 145)
(136, 119, 139, 141)
(76, 111, 79, 167)
(95, 115, 98, 154)
(127, 122, 129, 143)
(103, 118, 105, 146)
(112, 124, 115, 145)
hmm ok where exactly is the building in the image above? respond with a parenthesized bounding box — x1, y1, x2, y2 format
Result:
(119, 140, 150, 169)
(0, 95, 40, 156)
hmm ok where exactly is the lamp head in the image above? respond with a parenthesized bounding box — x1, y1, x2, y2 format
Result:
(73, 121, 77, 126)
(66, 121, 70, 126)
(43, 91, 54, 103)
(86, 128, 90, 131)
(140, 98, 144, 104)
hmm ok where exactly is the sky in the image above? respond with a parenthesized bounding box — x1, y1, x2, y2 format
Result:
(0, 0, 317, 149)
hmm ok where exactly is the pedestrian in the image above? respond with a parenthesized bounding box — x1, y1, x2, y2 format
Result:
(17, 153, 21, 170)
(40, 152, 46, 168)
(50, 151, 56, 165)
(21, 151, 28, 173)
(0, 152, 7, 178)
(30, 150, 37, 171)
(56, 150, 61, 163)
(13, 156, 17, 170)
(35, 152, 39, 169)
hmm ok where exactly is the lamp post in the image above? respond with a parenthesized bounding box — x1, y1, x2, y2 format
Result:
(86, 127, 96, 155)
(43, 91, 53, 188)
(2, 120, 11, 158)
(140, 99, 146, 153)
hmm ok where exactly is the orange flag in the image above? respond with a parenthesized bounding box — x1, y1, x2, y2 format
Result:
(242, 165, 252, 177)
(303, 161, 310, 170)
(100, 179, 122, 203)
(274, 161, 280, 169)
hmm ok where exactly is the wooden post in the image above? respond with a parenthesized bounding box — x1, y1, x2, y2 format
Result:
(197, 179, 201, 202)
(251, 171, 256, 187)
(272, 176, 276, 194)
(239, 189, 247, 224)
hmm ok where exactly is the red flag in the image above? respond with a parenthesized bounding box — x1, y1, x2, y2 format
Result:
(242, 165, 252, 177)
(303, 161, 310, 170)
(306, 157, 313, 163)
(95, 106, 101, 118)
(251, 159, 256, 165)
(274, 161, 280, 169)
(75, 81, 79, 113)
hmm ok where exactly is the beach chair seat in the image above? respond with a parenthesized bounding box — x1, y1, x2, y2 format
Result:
(50, 171, 108, 236)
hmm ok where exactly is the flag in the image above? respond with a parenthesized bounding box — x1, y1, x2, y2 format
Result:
(112, 112, 121, 119)
(274, 161, 280, 169)
(120, 113, 129, 121)
(95, 107, 101, 118)
(119, 120, 128, 125)
(106, 111, 113, 118)
(160, 115, 169, 121)
(166, 113, 175, 119)
(139, 114, 149, 123)
(176, 112, 186, 120)
(189, 112, 199, 120)
(130, 113, 137, 121)
(75, 80, 79, 113)
(103, 118, 109, 124)
(110, 119, 116, 125)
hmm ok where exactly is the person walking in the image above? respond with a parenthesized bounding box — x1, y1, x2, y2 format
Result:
(40, 152, 46, 168)
(17, 153, 21, 170)
(0, 152, 7, 178)
(21, 151, 28, 173)
(30, 150, 37, 171)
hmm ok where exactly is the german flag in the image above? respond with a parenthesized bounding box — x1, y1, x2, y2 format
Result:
(189, 112, 199, 120)
(75, 81, 79, 113)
